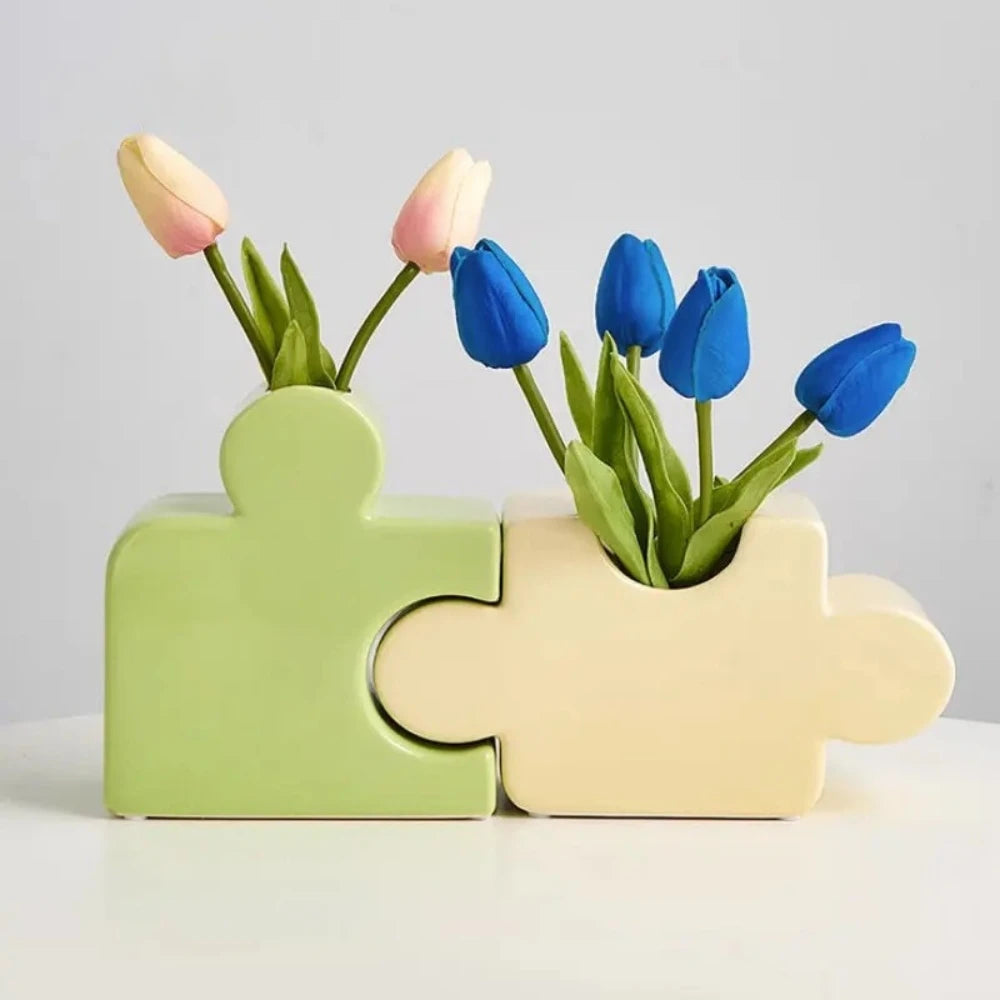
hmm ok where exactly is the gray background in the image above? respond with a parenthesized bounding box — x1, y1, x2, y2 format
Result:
(5, 0, 997, 723)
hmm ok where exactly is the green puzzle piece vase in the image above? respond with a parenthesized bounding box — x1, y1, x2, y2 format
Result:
(105, 387, 499, 817)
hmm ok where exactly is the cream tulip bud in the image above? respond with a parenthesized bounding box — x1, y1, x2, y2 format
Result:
(117, 134, 229, 258)
(391, 149, 491, 273)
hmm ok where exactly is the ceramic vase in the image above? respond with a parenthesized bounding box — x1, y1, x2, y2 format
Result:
(104, 386, 499, 818)
(375, 492, 955, 817)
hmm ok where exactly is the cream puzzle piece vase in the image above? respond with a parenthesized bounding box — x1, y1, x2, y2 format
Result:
(375, 493, 955, 818)
(105, 387, 499, 818)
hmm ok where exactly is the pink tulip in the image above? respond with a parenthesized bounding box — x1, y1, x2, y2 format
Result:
(117, 134, 229, 258)
(391, 149, 492, 273)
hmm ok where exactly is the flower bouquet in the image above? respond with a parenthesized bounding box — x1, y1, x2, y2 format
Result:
(106, 136, 954, 819)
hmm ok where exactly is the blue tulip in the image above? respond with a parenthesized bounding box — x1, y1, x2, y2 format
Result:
(450, 239, 548, 369)
(595, 233, 676, 356)
(795, 323, 916, 437)
(658, 267, 749, 401)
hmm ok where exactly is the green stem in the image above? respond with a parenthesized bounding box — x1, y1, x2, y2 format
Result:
(513, 364, 567, 471)
(625, 345, 641, 466)
(626, 345, 641, 379)
(695, 401, 713, 527)
(336, 261, 420, 390)
(203, 243, 272, 378)
(734, 410, 816, 479)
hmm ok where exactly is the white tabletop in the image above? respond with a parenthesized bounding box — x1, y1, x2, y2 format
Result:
(0, 715, 998, 998)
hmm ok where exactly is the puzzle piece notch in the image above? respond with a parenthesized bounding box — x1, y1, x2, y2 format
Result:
(105, 386, 500, 818)
(374, 491, 954, 817)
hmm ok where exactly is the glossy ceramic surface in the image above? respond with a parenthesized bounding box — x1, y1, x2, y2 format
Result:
(375, 492, 954, 817)
(105, 387, 499, 817)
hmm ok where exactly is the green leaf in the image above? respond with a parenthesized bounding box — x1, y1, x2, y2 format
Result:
(709, 479, 734, 515)
(559, 332, 594, 448)
(633, 462, 665, 587)
(712, 434, 821, 513)
(672, 442, 796, 586)
(589, 333, 653, 546)
(305, 334, 336, 388)
(594, 364, 691, 510)
(280, 245, 337, 382)
(280, 319, 336, 389)
(321, 346, 337, 381)
(280, 245, 319, 340)
(270, 319, 311, 389)
(646, 536, 669, 588)
(696, 474, 729, 517)
(591, 333, 619, 465)
(778, 442, 823, 487)
(564, 441, 650, 585)
(720, 418, 816, 510)
(610, 363, 692, 577)
(620, 441, 657, 571)
(242, 238, 290, 364)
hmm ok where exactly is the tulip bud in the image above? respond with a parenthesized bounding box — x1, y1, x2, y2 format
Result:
(450, 239, 548, 369)
(595, 233, 676, 356)
(392, 149, 492, 274)
(795, 323, 915, 437)
(117, 134, 229, 258)
(658, 267, 749, 402)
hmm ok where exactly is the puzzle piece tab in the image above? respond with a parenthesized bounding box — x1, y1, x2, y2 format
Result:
(105, 387, 499, 817)
(374, 492, 954, 818)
